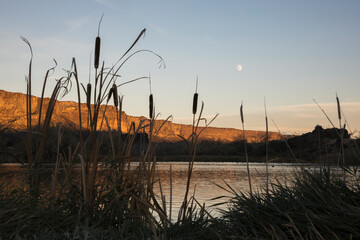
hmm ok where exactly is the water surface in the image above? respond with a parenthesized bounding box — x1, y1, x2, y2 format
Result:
(0, 162, 330, 219)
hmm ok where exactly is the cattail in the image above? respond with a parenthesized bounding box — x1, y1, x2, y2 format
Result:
(149, 94, 154, 119)
(112, 84, 118, 107)
(94, 36, 100, 69)
(107, 88, 113, 103)
(336, 94, 341, 121)
(192, 77, 199, 115)
(86, 83, 92, 109)
(240, 102, 244, 123)
(192, 93, 198, 115)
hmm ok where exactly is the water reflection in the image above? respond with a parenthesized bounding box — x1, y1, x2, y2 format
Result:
(0, 162, 326, 219)
(153, 162, 305, 219)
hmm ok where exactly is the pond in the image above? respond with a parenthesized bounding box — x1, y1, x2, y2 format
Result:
(0, 162, 334, 220)
(154, 162, 324, 219)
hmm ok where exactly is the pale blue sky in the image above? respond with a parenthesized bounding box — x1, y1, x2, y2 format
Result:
(0, 0, 359, 134)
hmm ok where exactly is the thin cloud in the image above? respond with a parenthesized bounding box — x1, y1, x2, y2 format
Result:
(184, 101, 360, 134)
(271, 102, 360, 113)
(147, 23, 167, 36)
(205, 36, 219, 46)
(65, 17, 89, 32)
(94, 0, 113, 7)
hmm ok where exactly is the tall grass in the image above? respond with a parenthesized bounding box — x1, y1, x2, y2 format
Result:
(216, 167, 360, 239)
(240, 101, 252, 195)
(264, 97, 269, 195)
(22, 36, 72, 199)
(10, 19, 186, 239)
(178, 78, 218, 223)
(313, 97, 347, 165)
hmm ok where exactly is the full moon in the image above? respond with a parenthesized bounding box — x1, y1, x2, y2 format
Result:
(237, 64, 243, 72)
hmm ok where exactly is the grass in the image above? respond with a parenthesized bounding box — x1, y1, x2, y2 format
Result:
(215, 167, 360, 239)
(1, 164, 359, 239)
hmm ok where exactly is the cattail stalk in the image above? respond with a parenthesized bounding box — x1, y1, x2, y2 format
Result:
(240, 102, 252, 195)
(264, 97, 269, 195)
(336, 94, 345, 165)
(170, 164, 173, 222)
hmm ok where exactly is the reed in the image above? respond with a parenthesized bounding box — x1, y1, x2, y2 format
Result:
(272, 118, 298, 162)
(314, 96, 350, 165)
(178, 79, 218, 223)
(112, 83, 118, 108)
(94, 13, 103, 69)
(149, 94, 154, 119)
(11, 18, 179, 239)
(148, 76, 154, 119)
(336, 94, 345, 165)
(264, 97, 269, 195)
(240, 101, 252, 195)
(21, 37, 73, 199)
(192, 77, 198, 115)
(217, 167, 360, 239)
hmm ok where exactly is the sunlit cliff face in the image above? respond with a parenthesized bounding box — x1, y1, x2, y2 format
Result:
(0, 90, 283, 143)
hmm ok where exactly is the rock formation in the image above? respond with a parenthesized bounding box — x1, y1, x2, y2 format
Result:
(0, 90, 282, 143)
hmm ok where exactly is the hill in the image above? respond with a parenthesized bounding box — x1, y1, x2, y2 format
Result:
(0, 89, 282, 142)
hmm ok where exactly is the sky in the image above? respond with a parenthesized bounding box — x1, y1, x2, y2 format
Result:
(0, 0, 359, 135)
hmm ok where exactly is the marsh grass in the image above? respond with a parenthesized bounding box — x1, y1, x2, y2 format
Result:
(6, 21, 189, 239)
(240, 101, 252, 195)
(177, 78, 218, 224)
(216, 167, 360, 239)
(264, 98, 269, 195)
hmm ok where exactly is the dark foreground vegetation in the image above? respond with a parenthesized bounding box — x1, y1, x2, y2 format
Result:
(1, 20, 360, 239)
(1, 167, 360, 239)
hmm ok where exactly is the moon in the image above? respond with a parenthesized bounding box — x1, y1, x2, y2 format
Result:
(236, 64, 243, 72)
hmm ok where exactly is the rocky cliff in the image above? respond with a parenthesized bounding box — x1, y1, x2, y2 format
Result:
(0, 90, 282, 142)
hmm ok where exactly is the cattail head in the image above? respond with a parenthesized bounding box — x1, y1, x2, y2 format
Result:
(336, 95, 341, 121)
(107, 87, 113, 103)
(192, 93, 198, 115)
(149, 94, 154, 119)
(192, 77, 199, 115)
(86, 83, 92, 109)
(265, 116, 268, 133)
(94, 37, 101, 69)
(240, 102, 244, 123)
(112, 84, 118, 107)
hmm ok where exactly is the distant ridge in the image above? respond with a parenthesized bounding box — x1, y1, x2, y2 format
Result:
(0, 89, 283, 142)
